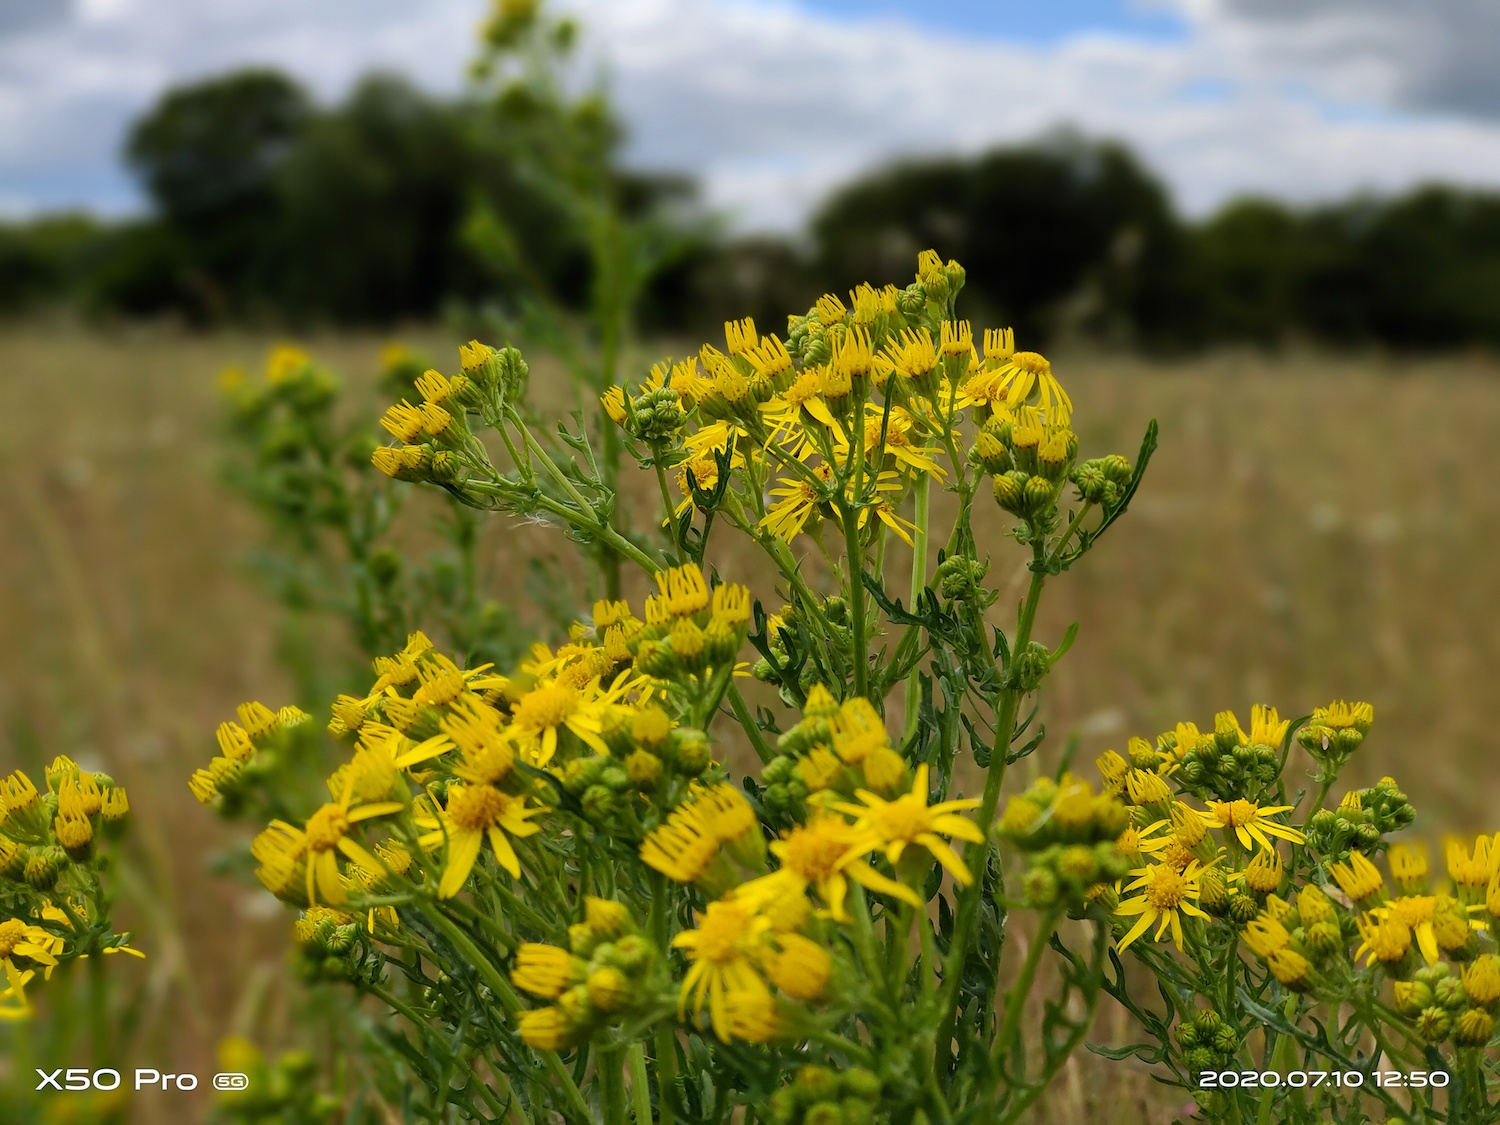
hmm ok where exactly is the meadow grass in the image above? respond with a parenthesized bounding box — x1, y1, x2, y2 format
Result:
(1, 322, 1497, 1120)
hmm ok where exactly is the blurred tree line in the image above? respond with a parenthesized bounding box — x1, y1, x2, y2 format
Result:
(4, 62, 1500, 351)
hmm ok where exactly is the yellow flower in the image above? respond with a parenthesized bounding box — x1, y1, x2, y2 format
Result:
(982, 351, 1072, 425)
(724, 317, 758, 356)
(0, 917, 60, 982)
(512, 944, 577, 999)
(277, 770, 405, 906)
(1242, 914, 1291, 959)
(1242, 849, 1284, 894)
(833, 764, 984, 890)
(1268, 949, 1311, 987)
(1388, 843, 1428, 892)
(739, 815, 866, 922)
(1114, 861, 1211, 951)
(1310, 700, 1374, 733)
(1329, 852, 1385, 905)
(1125, 769, 1172, 807)
(509, 678, 614, 765)
(1198, 800, 1305, 851)
(648, 563, 711, 620)
(418, 783, 546, 898)
(765, 932, 830, 1001)
(640, 804, 720, 884)
(441, 698, 518, 785)
(1355, 915, 1411, 966)
(1462, 954, 1500, 1006)
(1246, 704, 1289, 748)
(1096, 750, 1129, 795)
(1447, 835, 1497, 889)
(672, 898, 773, 1042)
(518, 1006, 573, 1050)
(759, 465, 832, 544)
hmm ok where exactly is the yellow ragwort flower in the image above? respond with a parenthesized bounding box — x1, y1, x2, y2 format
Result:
(1198, 799, 1305, 852)
(1114, 861, 1211, 952)
(672, 897, 773, 1042)
(418, 783, 547, 898)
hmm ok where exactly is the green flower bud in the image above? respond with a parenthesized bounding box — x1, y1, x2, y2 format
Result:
(598, 766, 631, 794)
(1023, 865, 1060, 907)
(1023, 475, 1055, 516)
(1193, 1010, 1223, 1035)
(1416, 1006, 1452, 1043)
(1304, 921, 1342, 957)
(993, 470, 1029, 514)
(1185, 1047, 1216, 1073)
(23, 846, 64, 890)
(581, 785, 616, 820)
(796, 1066, 840, 1104)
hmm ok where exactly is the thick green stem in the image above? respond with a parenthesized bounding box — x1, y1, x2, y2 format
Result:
(600, 1045, 627, 1125)
(903, 473, 932, 741)
(933, 557, 1047, 1076)
(627, 1042, 652, 1125)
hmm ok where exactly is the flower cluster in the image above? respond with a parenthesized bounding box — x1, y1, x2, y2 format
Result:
(0, 757, 141, 1018)
(995, 774, 1132, 913)
(197, 247, 1195, 1123)
(1086, 697, 1500, 1122)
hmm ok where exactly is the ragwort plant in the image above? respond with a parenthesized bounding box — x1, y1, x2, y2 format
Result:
(191, 249, 1499, 1125)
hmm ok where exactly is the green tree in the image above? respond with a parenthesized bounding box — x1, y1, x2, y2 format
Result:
(810, 135, 1183, 343)
(123, 68, 312, 316)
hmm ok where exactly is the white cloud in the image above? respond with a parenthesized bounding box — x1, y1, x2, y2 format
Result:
(569, 0, 1500, 228)
(3, 0, 1500, 228)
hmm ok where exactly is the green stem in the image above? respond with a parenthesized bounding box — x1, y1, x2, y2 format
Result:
(933, 554, 1047, 1076)
(627, 1042, 652, 1125)
(839, 499, 870, 699)
(989, 906, 1059, 1072)
(425, 907, 594, 1123)
(649, 872, 679, 1125)
(600, 1045, 627, 1125)
(903, 473, 932, 742)
(728, 685, 776, 764)
(654, 460, 682, 559)
(1050, 500, 1094, 562)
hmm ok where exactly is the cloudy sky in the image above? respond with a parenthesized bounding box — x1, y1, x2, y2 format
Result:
(2, 0, 1499, 230)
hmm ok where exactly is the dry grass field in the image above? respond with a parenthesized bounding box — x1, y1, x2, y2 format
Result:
(1, 321, 1498, 1121)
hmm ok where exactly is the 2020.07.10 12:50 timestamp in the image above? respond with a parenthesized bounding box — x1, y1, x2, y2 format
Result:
(1198, 1071, 1450, 1089)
